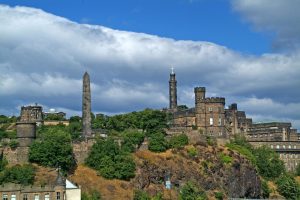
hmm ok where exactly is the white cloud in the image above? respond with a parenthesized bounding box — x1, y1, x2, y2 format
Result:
(0, 5, 299, 129)
(231, 0, 300, 50)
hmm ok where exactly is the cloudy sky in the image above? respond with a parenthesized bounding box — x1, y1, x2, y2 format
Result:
(0, 0, 299, 129)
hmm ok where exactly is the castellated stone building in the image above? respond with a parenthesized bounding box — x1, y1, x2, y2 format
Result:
(168, 70, 300, 170)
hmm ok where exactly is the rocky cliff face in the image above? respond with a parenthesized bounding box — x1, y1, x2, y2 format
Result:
(70, 142, 262, 199)
(133, 143, 261, 199)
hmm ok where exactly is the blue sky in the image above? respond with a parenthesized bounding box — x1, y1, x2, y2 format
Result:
(0, 0, 271, 54)
(0, 1, 300, 129)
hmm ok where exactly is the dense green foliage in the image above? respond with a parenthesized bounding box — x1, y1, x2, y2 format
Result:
(261, 180, 270, 198)
(29, 125, 75, 171)
(168, 134, 188, 149)
(0, 115, 17, 123)
(254, 146, 285, 179)
(179, 181, 207, 200)
(226, 135, 285, 180)
(81, 190, 102, 200)
(133, 190, 163, 200)
(276, 174, 300, 199)
(92, 109, 167, 133)
(218, 152, 233, 165)
(148, 132, 168, 152)
(121, 129, 145, 152)
(86, 138, 135, 180)
(0, 164, 35, 185)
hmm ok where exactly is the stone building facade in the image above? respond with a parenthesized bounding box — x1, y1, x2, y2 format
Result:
(0, 173, 80, 200)
(19, 104, 43, 126)
(168, 71, 300, 170)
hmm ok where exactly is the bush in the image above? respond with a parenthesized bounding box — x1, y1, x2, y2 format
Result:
(226, 143, 256, 165)
(0, 164, 35, 185)
(82, 190, 102, 200)
(187, 146, 197, 157)
(219, 153, 232, 165)
(148, 132, 168, 152)
(179, 181, 207, 200)
(133, 190, 150, 200)
(276, 174, 300, 200)
(9, 140, 19, 149)
(86, 138, 135, 180)
(121, 130, 145, 152)
(261, 180, 270, 199)
(29, 127, 75, 172)
(214, 191, 224, 200)
(168, 134, 188, 149)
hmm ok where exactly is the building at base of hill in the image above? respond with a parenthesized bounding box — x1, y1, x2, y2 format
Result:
(0, 172, 81, 200)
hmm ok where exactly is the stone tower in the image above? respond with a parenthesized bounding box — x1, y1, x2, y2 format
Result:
(82, 72, 92, 137)
(169, 68, 177, 110)
(194, 87, 226, 137)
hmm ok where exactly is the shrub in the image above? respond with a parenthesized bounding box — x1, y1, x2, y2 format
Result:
(9, 140, 19, 149)
(261, 180, 270, 199)
(148, 132, 168, 152)
(168, 134, 188, 149)
(133, 190, 150, 200)
(214, 191, 224, 200)
(179, 181, 207, 200)
(121, 130, 145, 152)
(0, 164, 35, 185)
(219, 153, 232, 165)
(187, 146, 197, 157)
(82, 190, 102, 200)
(276, 174, 300, 200)
(226, 143, 256, 165)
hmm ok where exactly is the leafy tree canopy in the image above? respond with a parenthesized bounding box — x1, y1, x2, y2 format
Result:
(29, 126, 75, 172)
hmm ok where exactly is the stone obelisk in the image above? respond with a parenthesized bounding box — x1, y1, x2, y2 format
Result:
(82, 72, 92, 137)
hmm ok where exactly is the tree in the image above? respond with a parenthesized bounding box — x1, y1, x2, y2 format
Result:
(29, 126, 75, 172)
(86, 138, 136, 180)
(253, 146, 285, 179)
(148, 132, 168, 152)
(276, 174, 300, 200)
(169, 134, 188, 149)
(0, 164, 35, 185)
(121, 130, 145, 152)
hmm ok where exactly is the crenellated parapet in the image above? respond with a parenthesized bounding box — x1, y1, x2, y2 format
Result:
(203, 97, 225, 104)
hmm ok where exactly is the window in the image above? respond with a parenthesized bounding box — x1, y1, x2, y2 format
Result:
(34, 194, 39, 200)
(209, 118, 213, 126)
(271, 145, 273, 149)
(294, 146, 297, 149)
(45, 194, 50, 200)
(276, 145, 280, 149)
(289, 145, 292, 149)
(11, 195, 16, 200)
(57, 192, 60, 200)
(218, 117, 222, 126)
(23, 194, 28, 200)
(208, 107, 213, 112)
(2, 194, 8, 200)
(283, 145, 286, 149)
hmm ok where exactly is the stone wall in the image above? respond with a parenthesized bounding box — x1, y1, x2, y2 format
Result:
(72, 139, 95, 164)
(2, 146, 30, 165)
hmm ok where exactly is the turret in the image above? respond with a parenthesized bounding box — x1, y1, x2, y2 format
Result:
(194, 87, 206, 106)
